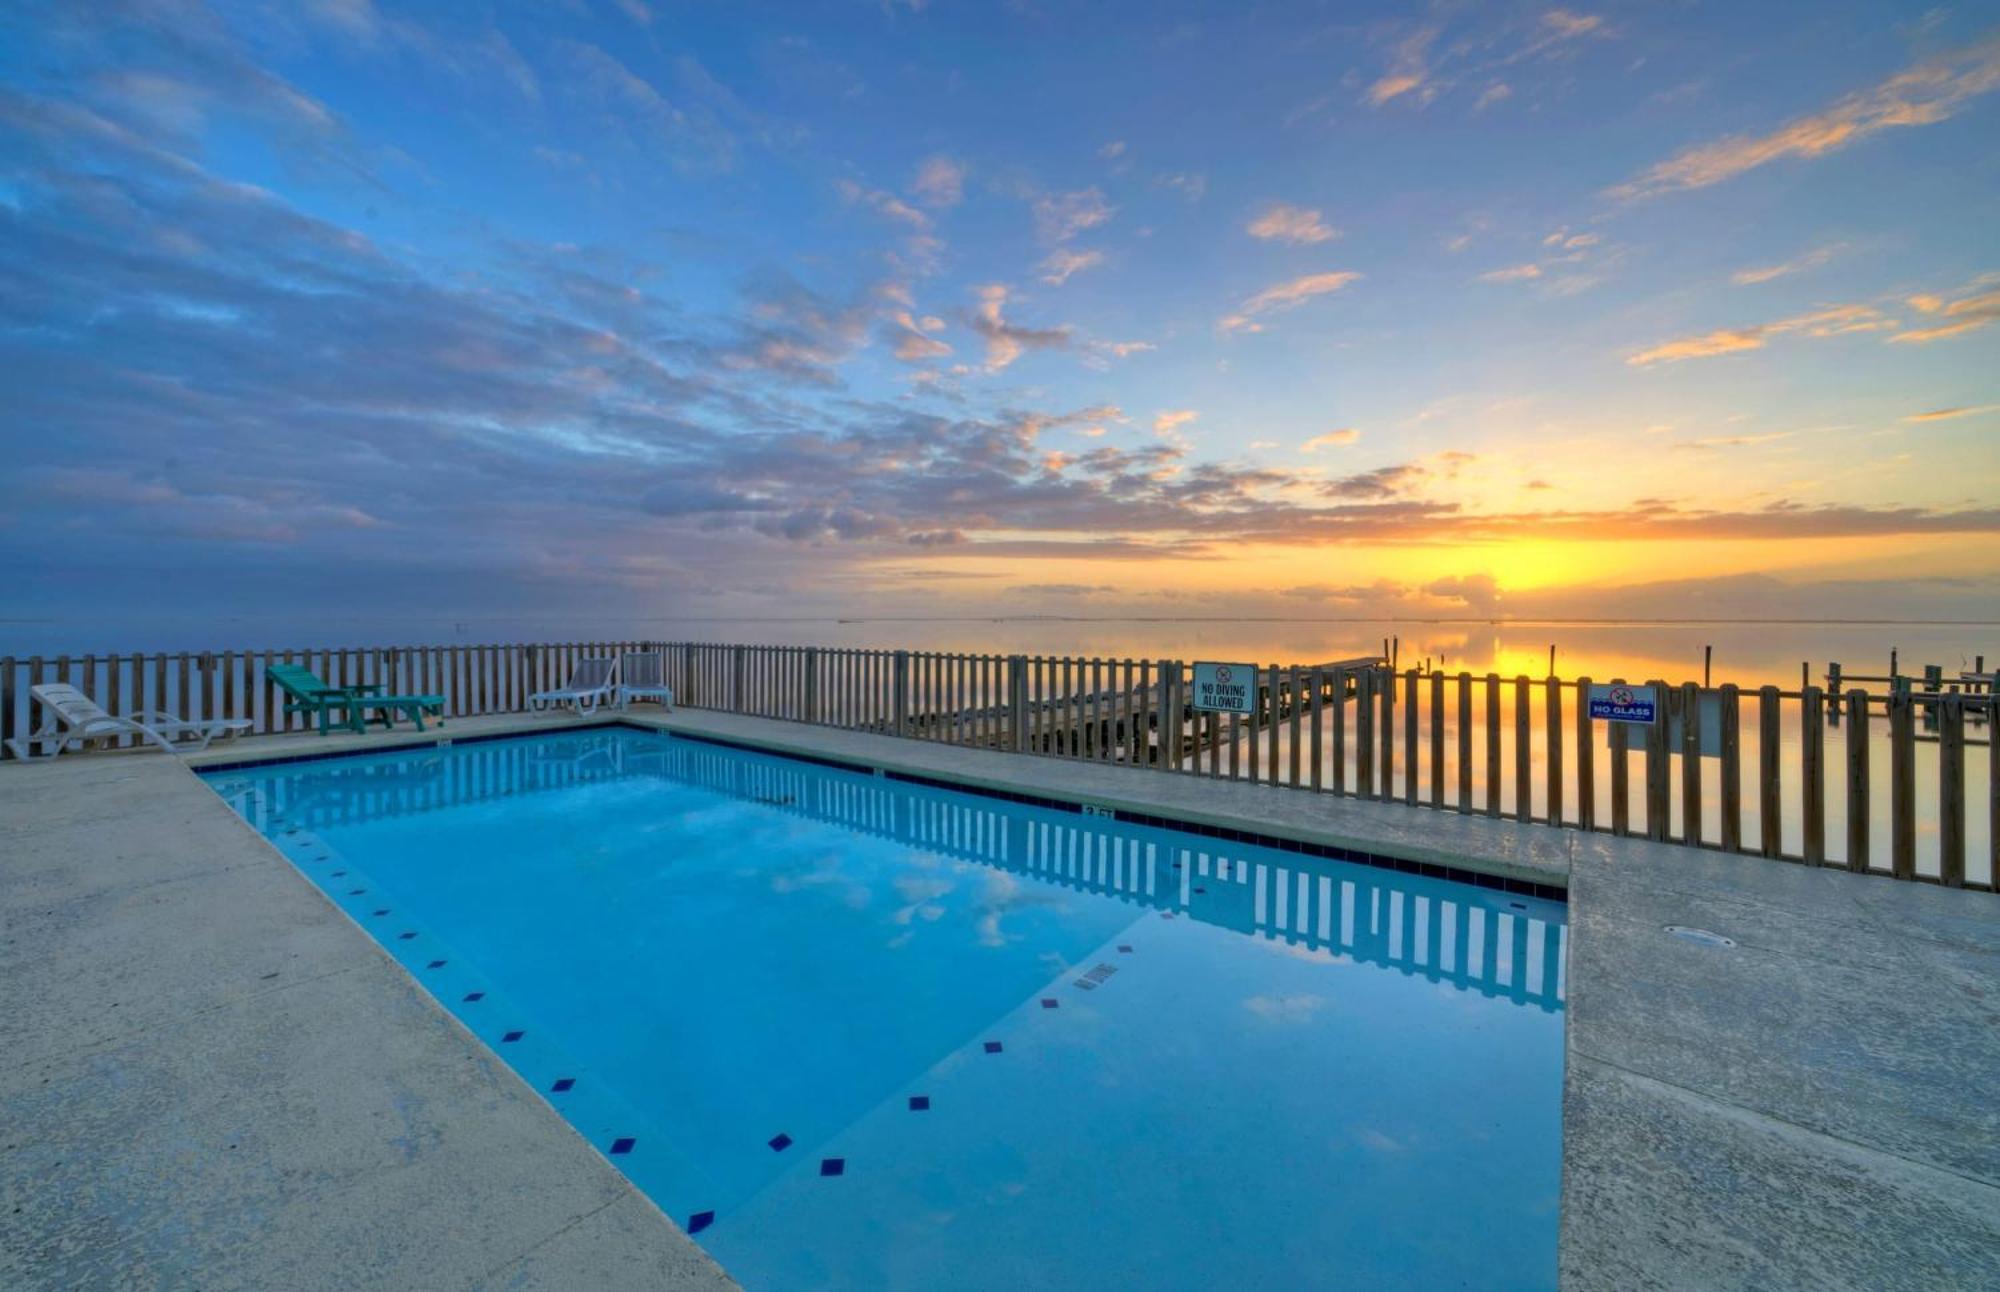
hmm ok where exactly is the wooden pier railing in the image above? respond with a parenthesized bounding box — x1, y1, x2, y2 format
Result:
(4, 642, 1994, 890)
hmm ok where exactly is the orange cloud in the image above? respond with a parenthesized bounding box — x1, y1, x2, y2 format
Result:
(1301, 428, 1361, 451)
(1904, 404, 2000, 422)
(1890, 278, 2000, 344)
(1220, 270, 1362, 333)
(1627, 304, 1895, 365)
(1609, 36, 2000, 200)
(1247, 203, 1338, 244)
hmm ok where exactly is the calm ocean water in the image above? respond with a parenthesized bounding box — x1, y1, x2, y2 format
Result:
(7, 616, 1994, 691)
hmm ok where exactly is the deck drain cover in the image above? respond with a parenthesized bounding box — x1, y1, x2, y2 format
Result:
(1664, 925, 1735, 948)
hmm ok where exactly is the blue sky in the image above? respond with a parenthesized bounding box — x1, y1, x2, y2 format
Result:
(1, 0, 1996, 642)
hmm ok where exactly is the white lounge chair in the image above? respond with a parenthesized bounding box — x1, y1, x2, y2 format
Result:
(616, 651, 675, 710)
(529, 655, 618, 715)
(5, 683, 252, 760)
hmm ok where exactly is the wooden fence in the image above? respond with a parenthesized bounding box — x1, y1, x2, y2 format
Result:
(4, 641, 1994, 890)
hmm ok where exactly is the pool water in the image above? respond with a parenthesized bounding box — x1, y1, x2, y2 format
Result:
(203, 727, 1567, 1290)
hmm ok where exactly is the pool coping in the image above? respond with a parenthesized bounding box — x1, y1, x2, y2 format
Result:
(12, 709, 1998, 1289)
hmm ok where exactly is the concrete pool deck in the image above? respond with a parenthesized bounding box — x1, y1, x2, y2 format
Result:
(4, 708, 1997, 1289)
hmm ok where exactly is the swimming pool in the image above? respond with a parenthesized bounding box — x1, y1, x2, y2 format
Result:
(203, 726, 1567, 1289)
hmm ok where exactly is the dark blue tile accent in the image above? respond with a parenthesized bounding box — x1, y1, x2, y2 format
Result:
(769, 1133, 793, 1152)
(610, 1137, 636, 1155)
(1193, 887, 1207, 894)
(1117, 944, 1134, 953)
(372, 908, 389, 916)
(688, 1210, 715, 1235)
(551, 1078, 575, 1093)
(1040, 998, 1059, 1009)
(908, 1095, 929, 1111)
(398, 931, 417, 940)
(502, 1030, 524, 1043)
(820, 1158, 845, 1177)
(983, 1040, 1003, 1054)
(463, 992, 485, 1002)
(1161, 912, 1175, 919)
(330, 871, 346, 877)
(348, 888, 365, 896)
(427, 960, 446, 969)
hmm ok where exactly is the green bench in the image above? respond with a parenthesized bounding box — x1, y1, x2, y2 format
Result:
(267, 663, 447, 735)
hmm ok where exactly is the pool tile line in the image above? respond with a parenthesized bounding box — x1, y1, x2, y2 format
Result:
(637, 725, 1569, 902)
(200, 719, 1566, 901)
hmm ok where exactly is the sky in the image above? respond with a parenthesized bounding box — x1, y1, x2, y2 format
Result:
(1, 0, 1997, 645)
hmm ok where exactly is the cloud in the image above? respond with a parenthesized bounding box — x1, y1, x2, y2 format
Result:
(1220, 271, 1362, 333)
(910, 155, 965, 208)
(1541, 10, 1604, 39)
(1608, 36, 2000, 200)
(1628, 303, 1896, 365)
(1673, 431, 1794, 450)
(1246, 203, 1339, 244)
(1246, 994, 1327, 1022)
(1302, 428, 1360, 451)
(968, 284, 1070, 371)
(1365, 27, 1438, 107)
(1153, 409, 1199, 434)
(885, 311, 952, 362)
(1098, 140, 1126, 159)
(1155, 171, 1208, 201)
(1032, 187, 1114, 243)
(1475, 82, 1513, 111)
(837, 177, 930, 228)
(1889, 276, 2000, 343)
(1039, 247, 1105, 286)
(1904, 404, 2000, 422)
(1732, 243, 1846, 285)
(1478, 263, 1543, 283)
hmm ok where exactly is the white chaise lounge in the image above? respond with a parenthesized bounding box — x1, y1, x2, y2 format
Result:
(616, 651, 675, 710)
(529, 655, 618, 715)
(5, 682, 252, 759)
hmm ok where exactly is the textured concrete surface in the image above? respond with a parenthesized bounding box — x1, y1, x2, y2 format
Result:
(1561, 834, 2000, 1290)
(13, 708, 1999, 1289)
(0, 751, 735, 1292)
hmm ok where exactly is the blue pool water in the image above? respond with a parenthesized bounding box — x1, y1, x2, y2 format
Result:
(203, 727, 1567, 1289)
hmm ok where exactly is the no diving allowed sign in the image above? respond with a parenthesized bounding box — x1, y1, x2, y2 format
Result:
(1192, 662, 1257, 714)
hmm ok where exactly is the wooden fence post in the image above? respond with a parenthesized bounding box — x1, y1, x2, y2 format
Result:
(1938, 696, 1964, 887)
(1846, 690, 1870, 872)
(1758, 685, 1782, 857)
(1608, 678, 1630, 837)
(1545, 676, 1563, 826)
(1646, 681, 1671, 842)
(893, 650, 910, 737)
(1575, 676, 1594, 831)
(1718, 684, 1741, 852)
(1404, 669, 1419, 805)
(1889, 691, 1915, 880)
(1450, 673, 1470, 811)
(1377, 667, 1395, 799)
(804, 647, 820, 724)
(1484, 673, 1501, 818)
(1801, 686, 1825, 865)
(1009, 656, 1028, 752)
(1679, 682, 1702, 845)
